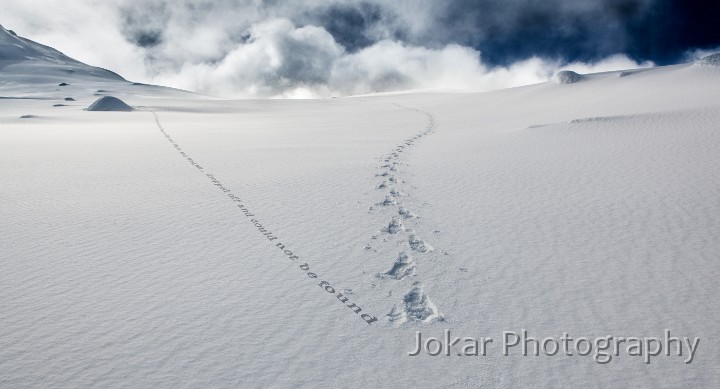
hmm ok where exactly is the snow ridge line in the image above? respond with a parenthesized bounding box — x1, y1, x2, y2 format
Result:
(368, 103, 443, 324)
(149, 111, 379, 325)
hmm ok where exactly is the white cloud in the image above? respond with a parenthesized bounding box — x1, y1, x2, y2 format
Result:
(1, 1, 655, 98)
(153, 21, 652, 98)
(560, 54, 654, 74)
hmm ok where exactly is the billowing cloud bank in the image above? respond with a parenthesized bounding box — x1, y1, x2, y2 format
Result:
(4, 0, 701, 98)
(153, 19, 649, 98)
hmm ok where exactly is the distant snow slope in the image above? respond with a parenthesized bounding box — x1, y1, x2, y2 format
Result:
(0, 25, 193, 101)
(1, 31, 719, 388)
(0, 24, 124, 82)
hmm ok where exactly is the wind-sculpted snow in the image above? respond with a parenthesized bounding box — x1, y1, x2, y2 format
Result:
(3, 55, 720, 388)
(147, 111, 378, 325)
(569, 115, 625, 124)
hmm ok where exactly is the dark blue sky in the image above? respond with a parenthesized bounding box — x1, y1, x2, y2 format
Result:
(301, 0, 720, 66)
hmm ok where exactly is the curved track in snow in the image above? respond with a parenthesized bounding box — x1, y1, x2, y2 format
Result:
(367, 103, 444, 324)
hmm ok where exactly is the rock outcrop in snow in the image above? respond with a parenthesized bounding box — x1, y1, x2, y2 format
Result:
(552, 70, 582, 84)
(86, 96, 133, 111)
(696, 53, 720, 67)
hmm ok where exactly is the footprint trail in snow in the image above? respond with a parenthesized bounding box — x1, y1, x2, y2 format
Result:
(366, 103, 443, 324)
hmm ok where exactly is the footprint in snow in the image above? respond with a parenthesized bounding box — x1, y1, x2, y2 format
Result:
(398, 207, 418, 219)
(389, 188, 405, 197)
(400, 281, 441, 323)
(377, 196, 397, 206)
(408, 234, 434, 253)
(384, 217, 405, 234)
(379, 252, 416, 280)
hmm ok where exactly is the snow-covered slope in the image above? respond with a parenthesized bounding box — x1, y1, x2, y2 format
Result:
(1, 31, 719, 388)
(0, 24, 124, 82)
(0, 25, 194, 101)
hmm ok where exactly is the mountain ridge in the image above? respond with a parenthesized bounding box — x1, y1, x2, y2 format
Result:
(0, 23, 125, 82)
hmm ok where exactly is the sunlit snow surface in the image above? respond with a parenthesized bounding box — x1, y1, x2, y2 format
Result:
(2, 28, 720, 387)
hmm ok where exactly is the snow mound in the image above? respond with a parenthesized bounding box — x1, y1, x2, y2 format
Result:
(86, 96, 133, 112)
(696, 53, 720, 67)
(552, 70, 582, 84)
